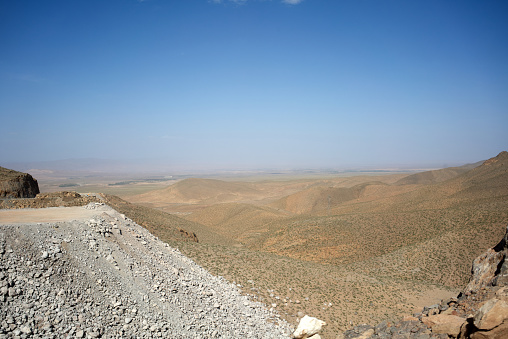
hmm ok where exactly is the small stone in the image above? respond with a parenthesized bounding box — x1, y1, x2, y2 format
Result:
(125, 317, 132, 324)
(20, 325, 32, 335)
(76, 329, 85, 338)
(0, 286, 7, 296)
(89, 331, 100, 338)
(42, 251, 49, 259)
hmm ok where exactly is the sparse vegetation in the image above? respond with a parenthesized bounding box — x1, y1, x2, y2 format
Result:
(58, 183, 79, 187)
(119, 152, 508, 336)
(13, 152, 505, 337)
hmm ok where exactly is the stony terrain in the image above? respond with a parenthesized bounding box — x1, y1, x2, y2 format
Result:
(0, 203, 293, 338)
(0, 167, 39, 199)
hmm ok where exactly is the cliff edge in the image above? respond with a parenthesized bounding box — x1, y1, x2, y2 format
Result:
(0, 166, 40, 198)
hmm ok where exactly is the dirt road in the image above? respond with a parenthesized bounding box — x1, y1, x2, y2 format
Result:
(0, 206, 100, 224)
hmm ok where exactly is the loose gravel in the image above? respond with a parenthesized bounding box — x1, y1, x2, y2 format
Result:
(0, 203, 293, 338)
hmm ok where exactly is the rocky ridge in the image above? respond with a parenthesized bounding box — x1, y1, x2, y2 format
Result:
(0, 192, 99, 210)
(0, 203, 293, 338)
(0, 167, 39, 199)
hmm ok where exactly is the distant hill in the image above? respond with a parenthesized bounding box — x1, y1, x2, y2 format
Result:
(132, 178, 262, 205)
(253, 152, 508, 280)
(102, 194, 237, 246)
(269, 184, 367, 214)
(450, 150, 508, 200)
(394, 161, 483, 185)
(183, 202, 289, 244)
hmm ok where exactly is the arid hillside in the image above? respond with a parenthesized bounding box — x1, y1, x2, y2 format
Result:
(122, 151, 507, 337)
(12, 153, 502, 337)
(393, 161, 482, 185)
(129, 173, 408, 210)
(182, 202, 290, 245)
(132, 178, 263, 205)
(253, 152, 507, 286)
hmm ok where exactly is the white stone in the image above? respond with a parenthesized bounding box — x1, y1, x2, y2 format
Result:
(292, 315, 326, 339)
(20, 325, 32, 335)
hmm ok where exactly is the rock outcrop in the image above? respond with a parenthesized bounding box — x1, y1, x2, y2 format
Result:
(0, 166, 39, 198)
(463, 225, 508, 294)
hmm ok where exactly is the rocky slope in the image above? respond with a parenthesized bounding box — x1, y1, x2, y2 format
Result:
(0, 167, 39, 199)
(342, 225, 508, 339)
(0, 203, 293, 338)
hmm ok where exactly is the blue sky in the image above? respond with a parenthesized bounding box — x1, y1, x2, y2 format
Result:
(1, 0, 507, 170)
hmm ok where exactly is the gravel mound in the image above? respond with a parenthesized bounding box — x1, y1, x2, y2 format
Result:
(0, 203, 293, 338)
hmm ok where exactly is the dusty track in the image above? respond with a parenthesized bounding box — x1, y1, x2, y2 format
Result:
(0, 206, 100, 224)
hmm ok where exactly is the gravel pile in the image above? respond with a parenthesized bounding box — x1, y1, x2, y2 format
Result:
(0, 204, 293, 338)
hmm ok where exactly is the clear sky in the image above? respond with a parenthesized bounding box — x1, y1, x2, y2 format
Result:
(1, 0, 507, 170)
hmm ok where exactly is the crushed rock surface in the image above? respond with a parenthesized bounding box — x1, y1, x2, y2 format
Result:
(0, 203, 293, 338)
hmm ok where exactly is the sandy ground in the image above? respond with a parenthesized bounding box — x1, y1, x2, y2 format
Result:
(405, 287, 459, 313)
(0, 206, 99, 224)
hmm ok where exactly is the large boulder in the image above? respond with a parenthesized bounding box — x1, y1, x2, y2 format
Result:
(421, 314, 466, 337)
(471, 299, 508, 339)
(464, 225, 508, 294)
(0, 166, 40, 198)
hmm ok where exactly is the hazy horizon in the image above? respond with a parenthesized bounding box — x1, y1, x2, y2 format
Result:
(1, 1, 507, 169)
(3, 155, 487, 176)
